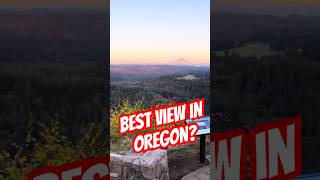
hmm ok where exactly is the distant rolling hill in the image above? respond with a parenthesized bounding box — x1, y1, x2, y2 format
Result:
(212, 12, 320, 51)
(110, 65, 210, 109)
(111, 65, 209, 81)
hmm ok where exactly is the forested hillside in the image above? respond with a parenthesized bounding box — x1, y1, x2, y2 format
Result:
(212, 12, 320, 169)
(110, 66, 210, 114)
(0, 10, 109, 176)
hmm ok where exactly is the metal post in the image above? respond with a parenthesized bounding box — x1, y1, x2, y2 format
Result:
(200, 135, 206, 163)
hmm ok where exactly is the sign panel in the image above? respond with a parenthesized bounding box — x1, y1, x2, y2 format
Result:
(186, 116, 211, 135)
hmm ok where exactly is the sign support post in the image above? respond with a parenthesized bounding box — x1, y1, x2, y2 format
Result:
(200, 135, 206, 163)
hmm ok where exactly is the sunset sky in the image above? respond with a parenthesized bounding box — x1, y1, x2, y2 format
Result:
(110, 0, 210, 65)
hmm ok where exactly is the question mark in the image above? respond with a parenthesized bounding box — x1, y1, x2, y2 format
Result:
(189, 124, 198, 141)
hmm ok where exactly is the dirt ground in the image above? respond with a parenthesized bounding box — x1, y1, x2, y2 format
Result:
(167, 138, 211, 180)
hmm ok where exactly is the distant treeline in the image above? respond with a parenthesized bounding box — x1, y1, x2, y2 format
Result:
(212, 12, 320, 61)
(111, 71, 210, 115)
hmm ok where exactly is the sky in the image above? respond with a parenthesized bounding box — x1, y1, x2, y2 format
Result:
(214, 0, 320, 16)
(110, 0, 210, 65)
(0, 0, 107, 9)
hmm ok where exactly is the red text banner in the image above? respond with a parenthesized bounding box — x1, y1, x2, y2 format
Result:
(118, 98, 205, 153)
(27, 156, 110, 180)
(210, 116, 302, 180)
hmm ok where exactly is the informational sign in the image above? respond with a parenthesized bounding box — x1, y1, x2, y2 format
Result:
(186, 116, 211, 135)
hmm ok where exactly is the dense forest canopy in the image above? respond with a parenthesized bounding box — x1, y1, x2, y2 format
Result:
(110, 65, 210, 114)
(0, 10, 108, 154)
(212, 12, 320, 169)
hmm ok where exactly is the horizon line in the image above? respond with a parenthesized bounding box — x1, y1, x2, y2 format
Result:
(110, 63, 210, 67)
